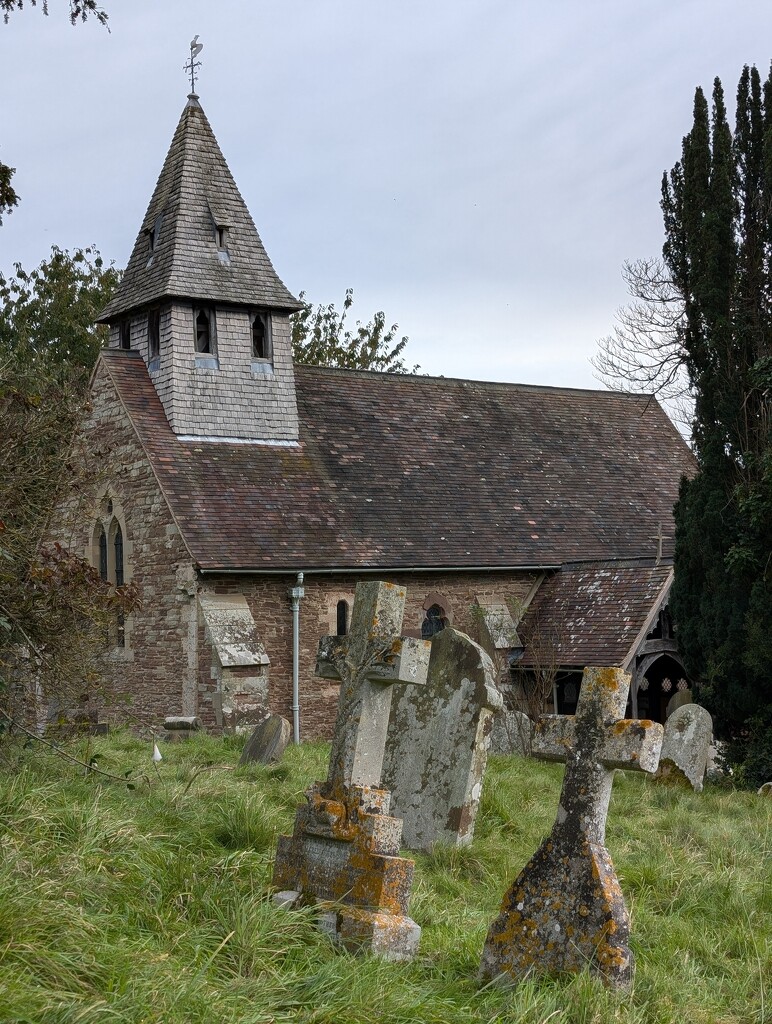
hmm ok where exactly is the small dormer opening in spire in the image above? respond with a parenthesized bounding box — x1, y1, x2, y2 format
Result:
(146, 212, 164, 264)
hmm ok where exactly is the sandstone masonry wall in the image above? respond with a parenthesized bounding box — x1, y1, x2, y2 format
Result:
(202, 570, 539, 740)
(47, 361, 200, 727)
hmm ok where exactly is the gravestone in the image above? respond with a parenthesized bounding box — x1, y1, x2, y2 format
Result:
(239, 714, 291, 765)
(162, 715, 202, 743)
(655, 703, 712, 792)
(382, 627, 501, 851)
(666, 688, 693, 718)
(489, 708, 533, 757)
(480, 666, 663, 989)
(272, 581, 431, 960)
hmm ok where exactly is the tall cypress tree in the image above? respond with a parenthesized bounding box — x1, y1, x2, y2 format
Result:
(668, 68, 772, 787)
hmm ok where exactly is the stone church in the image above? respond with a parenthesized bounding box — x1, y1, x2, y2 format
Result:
(55, 91, 696, 739)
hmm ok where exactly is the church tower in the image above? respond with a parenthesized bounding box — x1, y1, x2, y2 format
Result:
(98, 92, 302, 443)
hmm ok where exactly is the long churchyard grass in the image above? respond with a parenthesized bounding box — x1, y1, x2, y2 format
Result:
(0, 732, 768, 1023)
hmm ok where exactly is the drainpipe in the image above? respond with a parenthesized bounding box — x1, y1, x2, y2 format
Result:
(288, 572, 305, 744)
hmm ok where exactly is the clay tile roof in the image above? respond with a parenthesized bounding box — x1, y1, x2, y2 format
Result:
(101, 350, 696, 573)
(98, 96, 301, 322)
(519, 561, 673, 668)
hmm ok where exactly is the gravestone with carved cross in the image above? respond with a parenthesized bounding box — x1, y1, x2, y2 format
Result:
(272, 580, 431, 960)
(479, 666, 663, 989)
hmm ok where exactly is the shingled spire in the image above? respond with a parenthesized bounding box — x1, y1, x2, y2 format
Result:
(99, 94, 301, 444)
(99, 95, 301, 321)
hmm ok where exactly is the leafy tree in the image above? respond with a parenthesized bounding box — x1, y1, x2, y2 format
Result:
(0, 156, 18, 225)
(0, 245, 119, 368)
(605, 66, 772, 786)
(291, 288, 418, 373)
(0, 353, 137, 729)
(1, 1, 108, 26)
(0, 246, 128, 728)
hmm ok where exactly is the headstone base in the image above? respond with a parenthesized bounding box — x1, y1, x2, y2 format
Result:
(272, 782, 420, 960)
(480, 835, 633, 988)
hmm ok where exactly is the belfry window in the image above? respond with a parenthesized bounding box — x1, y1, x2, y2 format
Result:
(148, 309, 160, 366)
(119, 320, 131, 350)
(195, 310, 211, 353)
(251, 312, 272, 361)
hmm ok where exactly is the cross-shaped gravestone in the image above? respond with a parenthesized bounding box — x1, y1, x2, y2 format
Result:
(272, 581, 431, 961)
(480, 666, 663, 989)
(316, 580, 431, 799)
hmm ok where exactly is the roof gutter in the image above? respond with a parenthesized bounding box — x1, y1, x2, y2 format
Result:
(198, 564, 561, 576)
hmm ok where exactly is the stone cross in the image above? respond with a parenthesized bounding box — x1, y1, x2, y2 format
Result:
(480, 666, 663, 989)
(316, 580, 431, 799)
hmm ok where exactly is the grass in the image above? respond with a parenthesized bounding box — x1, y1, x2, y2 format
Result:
(0, 732, 768, 1024)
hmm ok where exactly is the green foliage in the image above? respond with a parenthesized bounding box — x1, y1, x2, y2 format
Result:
(291, 288, 418, 373)
(0, 352, 137, 711)
(0, 155, 18, 225)
(0, 246, 119, 369)
(0, 0, 109, 26)
(662, 67, 772, 787)
(0, 735, 768, 1022)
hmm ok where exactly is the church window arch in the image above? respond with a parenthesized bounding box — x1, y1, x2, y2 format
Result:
(336, 599, 349, 637)
(195, 309, 212, 353)
(97, 524, 108, 581)
(421, 604, 448, 639)
(420, 593, 453, 640)
(91, 493, 132, 651)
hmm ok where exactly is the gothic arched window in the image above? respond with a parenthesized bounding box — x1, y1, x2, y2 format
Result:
(421, 603, 448, 640)
(113, 524, 124, 587)
(98, 526, 108, 582)
(336, 599, 349, 637)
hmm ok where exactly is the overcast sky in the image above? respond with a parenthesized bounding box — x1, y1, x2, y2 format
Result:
(2, 1, 772, 389)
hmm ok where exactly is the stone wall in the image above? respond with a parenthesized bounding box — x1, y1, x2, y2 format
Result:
(47, 361, 200, 727)
(202, 570, 539, 740)
(109, 304, 298, 441)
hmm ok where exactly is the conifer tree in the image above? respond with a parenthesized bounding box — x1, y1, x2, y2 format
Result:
(666, 68, 772, 786)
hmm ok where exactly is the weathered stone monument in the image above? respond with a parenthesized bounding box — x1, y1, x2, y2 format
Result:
(239, 714, 291, 765)
(655, 703, 713, 792)
(480, 666, 663, 989)
(381, 627, 502, 851)
(162, 716, 202, 743)
(489, 707, 533, 757)
(272, 581, 431, 960)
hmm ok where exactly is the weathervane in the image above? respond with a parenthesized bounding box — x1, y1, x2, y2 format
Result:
(184, 34, 204, 95)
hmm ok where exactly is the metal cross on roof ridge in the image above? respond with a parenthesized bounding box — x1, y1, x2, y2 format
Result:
(184, 34, 203, 95)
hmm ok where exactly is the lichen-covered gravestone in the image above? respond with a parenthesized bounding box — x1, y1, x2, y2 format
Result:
(480, 666, 663, 989)
(239, 714, 291, 765)
(381, 627, 502, 851)
(489, 708, 533, 757)
(655, 703, 712, 792)
(272, 581, 431, 960)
